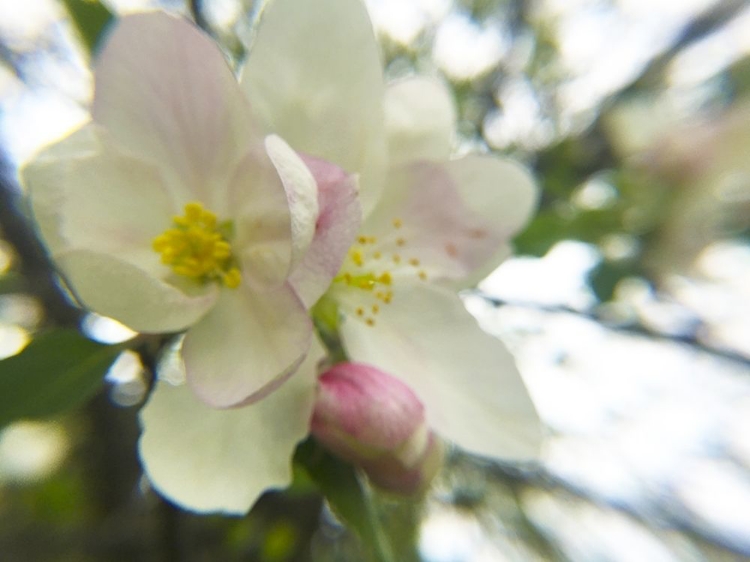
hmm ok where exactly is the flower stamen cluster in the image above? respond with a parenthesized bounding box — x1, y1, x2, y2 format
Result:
(331, 216, 429, 326)
(152, 201, 241, 288)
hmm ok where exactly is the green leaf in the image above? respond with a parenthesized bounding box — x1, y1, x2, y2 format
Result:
(295, 440, 395, 562)
(0, 329, 121, 428)
(61, 0, 114, 55)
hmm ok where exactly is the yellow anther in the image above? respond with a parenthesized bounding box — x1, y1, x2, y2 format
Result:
(350, 249, 364, 267)
(419, 270, 428, 281)
(392, 254, 401, 264)
(152, 201, 240, 289)
(409, 258, 420, 267)
(372, 304, 379, 314)
(392, 218, 403, 229)
(365, 318, 376, 327)
(373, 251, 382, 259)
(378, 272, 392, 285)
(356, 307, 365, 316)
(222, 268, 242, 289)
(396, 237, 406, 247)
(357, 236, 369, 245)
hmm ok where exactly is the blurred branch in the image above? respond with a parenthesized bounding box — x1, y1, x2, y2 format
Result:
(0, 159, 83, 327)
(624, 0, 749, 95)
(189, 0, 213, 35)
(487, 460, 749, 560)
(471, 291, 750, 367)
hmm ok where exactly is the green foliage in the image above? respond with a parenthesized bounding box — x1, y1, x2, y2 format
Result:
(60, 0, 114, 55)
(295, 440, 396, 562)
(0, 330, 120, 428)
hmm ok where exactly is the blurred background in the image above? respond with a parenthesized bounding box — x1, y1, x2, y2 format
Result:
(0, 0, 749, 560)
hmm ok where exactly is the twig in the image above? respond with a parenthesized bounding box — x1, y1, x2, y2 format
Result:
(469, 290, 750, 367)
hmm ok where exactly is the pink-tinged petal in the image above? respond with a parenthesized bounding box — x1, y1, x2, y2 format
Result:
(339, 283, 543, 461)
(25, 124, 177, 278)
(384, 76, 456, 166)
(55, 249, 218, 333)
(289, 155, 361, 308)
(139, 337, 323, 514)
(362, 161, 505, 282)
(93, 12, 256, 210)
(182, 282, 312, 408)
(241, 0, 387, 214)
(229, 136, 318, 288)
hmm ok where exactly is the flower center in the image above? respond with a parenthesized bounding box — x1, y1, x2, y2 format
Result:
(333, 218, 428, 326)
(152, 201, 241, 289)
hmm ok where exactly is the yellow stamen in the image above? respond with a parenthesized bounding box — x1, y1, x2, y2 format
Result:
(152, 201, 241, 289)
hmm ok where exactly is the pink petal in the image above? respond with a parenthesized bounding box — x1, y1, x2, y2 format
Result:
(289, 155, 362, 307)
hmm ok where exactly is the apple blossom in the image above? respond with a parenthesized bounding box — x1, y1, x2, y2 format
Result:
(242, 0, 544, 463)
(23, 13, 359, 513)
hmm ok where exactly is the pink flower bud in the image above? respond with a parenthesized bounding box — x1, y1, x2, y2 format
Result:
(311, 363, 443, 494)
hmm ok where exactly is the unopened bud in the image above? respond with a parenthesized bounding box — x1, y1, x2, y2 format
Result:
(311, 363, 443, 494)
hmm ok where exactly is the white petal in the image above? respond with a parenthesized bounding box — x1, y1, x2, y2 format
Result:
(241, 0, 387, 214)
(340, 283, 542, 461)
(182, 283, 311, 408)
(384, 76, 456, 166)
(138, 337, 323, 514)
(25, 124, 176, 275)
(93, 12, 256, 210)
(56, 249, 218, 333)
(24, 124, 101, 255)
(290, 155, 361, 308)
(444, 155, 538, 241)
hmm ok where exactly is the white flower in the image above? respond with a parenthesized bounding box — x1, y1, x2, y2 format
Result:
(242, 0, 544, 462)
(23, 13, 359, 513)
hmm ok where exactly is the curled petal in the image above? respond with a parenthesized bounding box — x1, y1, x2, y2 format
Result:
(290, 155, 361, 307)
(231, 137, 318, 288)
(241, 0, 387, 214)
(182, 283, 311, 408)
(340, 283, 543, 461)
(265, 135, 318, 273)
(139, 337, 323, 514)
